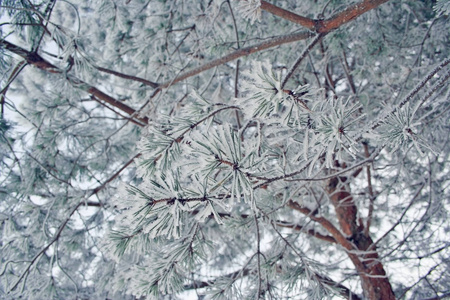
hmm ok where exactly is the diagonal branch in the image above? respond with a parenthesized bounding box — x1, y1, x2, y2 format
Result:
(317, 0, 391, 33)
(94, 65, 159, 88)
(287, 200, 355, 252)
(368, 58, 450, 132)
(318, 0, 390, 33)
(0, 39, 148, 124)
(183, 265, 361, 300)
(1, 60, 27, 119)
(260, 1, 316, 30)
(159, 31, 313, 88)
(281, 33, 326, 89)
(275, 220, 337, 244)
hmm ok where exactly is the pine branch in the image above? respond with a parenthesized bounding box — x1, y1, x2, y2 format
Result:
(260, 1, 317, 30)
(183, 268, 251, 290)
(8, 153, 140, 293)
(0, 40, 148, 124)
(141, 105, 240, 168)
(369, 58, 450, 132)
(363, 143, 375, 237)
(1, 60, 27, 119)
(159, 31, 313, 88)
(94, 65, 159, 88)
(317, 0, 391, 33)
(275, 220, 337, 244)
(260, 0, 391, 33)
(313, 273, 363, 300)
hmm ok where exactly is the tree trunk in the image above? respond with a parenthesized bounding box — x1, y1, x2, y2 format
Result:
(327, 176, 395, 300)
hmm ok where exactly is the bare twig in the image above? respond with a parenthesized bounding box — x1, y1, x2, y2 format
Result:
(363, 143, 375, 237)
(253, 212, 262, 299)
(340, 50, 357, 95)
(275, 220, 337, 243)
(281, 33, 325, 89)
(1, 60, 27, 119)
(94, 65, 159, 88)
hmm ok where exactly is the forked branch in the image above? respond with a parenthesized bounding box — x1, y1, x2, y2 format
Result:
(260, 0, 391, 33)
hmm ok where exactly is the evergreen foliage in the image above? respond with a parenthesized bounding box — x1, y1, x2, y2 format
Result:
(0, 0, 449, 299)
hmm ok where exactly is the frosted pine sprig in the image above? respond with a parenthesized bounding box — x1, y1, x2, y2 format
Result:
(237, 0, 262, 24)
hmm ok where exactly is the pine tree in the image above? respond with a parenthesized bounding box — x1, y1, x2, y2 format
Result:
(1, 0, 449, 299)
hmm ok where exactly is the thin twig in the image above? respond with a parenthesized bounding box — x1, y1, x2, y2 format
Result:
(253, 212, 262, 299)
(227, 0, 242, 128)
(94, 65, 159, 88)
(363, 143, 375, 237)
(281, 33, 325, 89)
(340, 49, 357, 95)
(275, 220, 337, 243)
(1, 60, 27, 119)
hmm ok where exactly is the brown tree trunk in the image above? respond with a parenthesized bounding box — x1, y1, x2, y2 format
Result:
(327, 176, 395, 300)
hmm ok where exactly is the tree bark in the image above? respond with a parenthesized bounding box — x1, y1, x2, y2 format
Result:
(327, 175, 395, 300)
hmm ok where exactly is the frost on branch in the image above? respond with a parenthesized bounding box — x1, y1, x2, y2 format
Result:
(312, 97, 364, 167)
(239, 61, 312, 124)
(236, 0, 262, 24)
(239, 61, 365, 169)
(434, 0, 450, 16)
(2, 0, 449, 299)
(378, 103, 436, 156)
